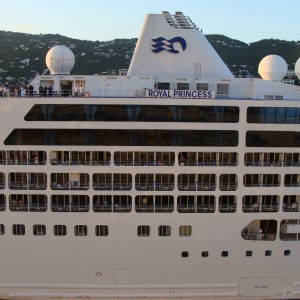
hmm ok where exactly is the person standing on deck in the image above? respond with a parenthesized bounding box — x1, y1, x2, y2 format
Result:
(79, 85, 84, 97)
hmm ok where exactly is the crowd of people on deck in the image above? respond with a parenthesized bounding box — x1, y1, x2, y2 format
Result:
(0, 85, 22, 97)
(0, 83, 86, 97)
(0, 84, 56, 97)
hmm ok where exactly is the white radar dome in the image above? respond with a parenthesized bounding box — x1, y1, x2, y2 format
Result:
(294, 57, 300, 80)
(46, 45, 75, 75)
(258, 54, 287, 81)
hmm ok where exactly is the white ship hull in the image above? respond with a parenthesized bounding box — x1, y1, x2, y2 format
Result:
(0, 11, 300, 300)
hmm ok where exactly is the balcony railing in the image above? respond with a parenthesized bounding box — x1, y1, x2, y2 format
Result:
(93, 204, 132, 212)
(177, 204, 215, 213)
(50, 159, 110, 166)
(51, 204, 89, 212)
(51, 182, 89, 190)
(10, 203, 47, 212)
(93, 183, 132, 190)
(242, 232, 276, 241)
(219, 204, 237, 213)
(178, 183, 216, 191)
(219, 183, 238, 191)
(9, 182, 47, 190)
(135, 183, 174, 191)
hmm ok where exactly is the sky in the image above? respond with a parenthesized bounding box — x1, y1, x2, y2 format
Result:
(0, 0, 299, 44)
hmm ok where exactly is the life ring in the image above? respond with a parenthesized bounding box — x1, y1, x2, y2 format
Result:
(84, 92, 90, 98)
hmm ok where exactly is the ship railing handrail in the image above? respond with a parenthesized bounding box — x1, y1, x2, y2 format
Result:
(180, 160, 238, 166)
(51, 204, 89, 212)
(283, 205, 299, 212)
(284, 182, 300, 187)
(93, 183, 113, 190)
(261, 204, 279, 212)
(112, 183, 132, 190)
(218, 204, 237, 212)
(133, 160, 175, 166)
(242, 232, 276, 241)
(9, 203, 48, 212)
(177, 204, 215, 213)
(93, 203, 174, 212)
(284, 162, 300, 167)
(242, 204, 278, 212)
(219, 183, 238, 190)
(50, 159, 110, 166)
(244, 161, 300, 167)
(114, 160, 134, 166)
(135, 183, 175, 191)
(242, 205, 260, 212)
(9, 181, 47, 190)
(51, 182, 89, 190)
(4, 87, 300, 101)
(93, 204, 112, 212)
(5, 158, 46, 165)
(154, 204, 174, 212)
(112, 204, 132, 212)
(177, 183, 216, 191)
(135, 204, 155, 212)
(243, 182, 280, 187)
(92, 183, 132, 190)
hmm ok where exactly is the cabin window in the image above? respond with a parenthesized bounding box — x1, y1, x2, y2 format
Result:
(201, 251, 209, 257)
(219, 174, 238, 191)
(265, 250, 272, 256)
(33, 224, 46, 236)
(221, 251, 228, 257)
(285, 174, 300, 187)
(135, 195, 154, 213)
(158, 225, 171, 237)
(284, 153, 300, 166)
(74, 225, 87, 236)
(246, 251, 253, 257)
(54, 225, 67, 236)
(137, 225, 150, 237)
(280, 219, 300, 241)
(95, 225, 109, 236)
(246, 131, 300, 148)
(0, 224, 4, 235)
(25, 104, 239, 123)
(13, 224, 25, 235)
(157, 82, 170, 90)
(179, 225, 192, 236)
(283, 195, 300, 212)
(196, 83, 209, 91)
(177, 83, 189, 90)
(93, 195, 112, 212)
(181, 251, 189, 258)
(219, 195, 236, 213)
(284, 250, 291, 256)
(216, 83, 229, 95)
(0, 194, 5, 211)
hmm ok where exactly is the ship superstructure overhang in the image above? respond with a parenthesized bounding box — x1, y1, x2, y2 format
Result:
(28, 11, 300, 101)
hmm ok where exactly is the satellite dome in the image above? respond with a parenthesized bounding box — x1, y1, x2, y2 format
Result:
(258, 54, 287, 81)
(46, 45, 75, 75)
(294, 57, 300, 80)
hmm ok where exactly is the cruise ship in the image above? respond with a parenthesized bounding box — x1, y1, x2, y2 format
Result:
(1, 11, 300, 300)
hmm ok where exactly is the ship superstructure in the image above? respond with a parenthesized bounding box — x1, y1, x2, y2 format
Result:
(0, 11, 300, 300)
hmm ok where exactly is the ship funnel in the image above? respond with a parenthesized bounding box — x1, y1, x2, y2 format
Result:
(127, 12, 233, 79)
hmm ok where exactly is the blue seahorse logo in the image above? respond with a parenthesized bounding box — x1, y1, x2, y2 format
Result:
(151, 37, 187, 54)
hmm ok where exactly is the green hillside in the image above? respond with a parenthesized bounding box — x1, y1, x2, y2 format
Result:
(0, 30, 299, 86)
